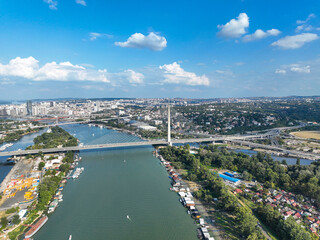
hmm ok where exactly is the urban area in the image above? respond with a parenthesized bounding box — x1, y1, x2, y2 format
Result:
(0, 97, 319, 239)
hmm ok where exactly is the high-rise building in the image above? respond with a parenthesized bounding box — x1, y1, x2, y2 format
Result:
(26, 100, 32, 116)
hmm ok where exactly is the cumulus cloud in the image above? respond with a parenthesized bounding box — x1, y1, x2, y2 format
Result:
(290, 65, 311, 73)
(75, 0, 86, 6)
(217, 13, 249, 38)
(115, 32, 167, 51)
(124, 69, 144, 84)
(0, 57, 109, 83)
(44, 0, 58, 10)
(243, 29, 281, 42)
(275, 69, 287, 74)
(159, 62, 209, 86)
(89, 32, 113, 41)
(271, 33, 319, 49)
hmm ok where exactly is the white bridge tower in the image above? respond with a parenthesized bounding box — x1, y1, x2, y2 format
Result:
(168, 104, 172, 146)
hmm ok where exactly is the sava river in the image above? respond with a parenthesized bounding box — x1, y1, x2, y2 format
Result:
(33, 124, 198, 240)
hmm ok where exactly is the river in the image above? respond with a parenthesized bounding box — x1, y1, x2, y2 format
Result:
(33, 124, 198, 240)
(233, 149, 313, 165)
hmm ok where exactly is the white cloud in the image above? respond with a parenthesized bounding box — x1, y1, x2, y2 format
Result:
(271, 33, 319, 49)
(275, 64, 311, 74)
(243, 29, 281, 42)
(44, 0, 58, 10)
(75, 0, 86, 6)
(275, 69, 287, 74)
(296, 13, 316, 25)
(124, 69, 144, 84)
(296, 14, 316, 32)
(217, 13, 249, 38)
(159, 62, 209, 86)
(89, 32, 113, 41)
(290, 65, 311, 73)
(0, 57, 109, 83)
(115, 32, 167, 51)
(215, 70, 233, 75)
(296, 24, 313, 32)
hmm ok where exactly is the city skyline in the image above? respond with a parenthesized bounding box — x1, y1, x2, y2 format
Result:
(0, 0, 320, 99)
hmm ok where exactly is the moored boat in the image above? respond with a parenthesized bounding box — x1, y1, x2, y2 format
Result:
(24, 216, 48, 238)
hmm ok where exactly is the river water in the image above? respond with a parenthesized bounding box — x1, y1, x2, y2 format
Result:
(233, 149, 313, 165)
(33, 124, 198, 240)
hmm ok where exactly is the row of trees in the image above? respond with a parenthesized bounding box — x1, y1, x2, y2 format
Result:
(36, 173, 62, 210)
(0, 128, 37, 145)
(256, 204, 314, 240)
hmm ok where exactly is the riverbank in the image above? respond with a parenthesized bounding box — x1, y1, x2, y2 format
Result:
(0, 129, 42, 146)
(156, 151, 217, 240)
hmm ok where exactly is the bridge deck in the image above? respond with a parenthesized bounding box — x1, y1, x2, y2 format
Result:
(0, 137, 318, 160)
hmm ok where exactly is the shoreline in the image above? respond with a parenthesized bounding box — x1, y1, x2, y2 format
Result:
(156, 151, 219, 240)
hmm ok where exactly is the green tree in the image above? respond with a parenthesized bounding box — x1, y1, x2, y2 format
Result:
(38, 162, 45, 170)
(12, 215, 21, 225)
(1, 217, 8, 228)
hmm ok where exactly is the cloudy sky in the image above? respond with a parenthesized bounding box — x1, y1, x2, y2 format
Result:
(0, 0, 320, 100)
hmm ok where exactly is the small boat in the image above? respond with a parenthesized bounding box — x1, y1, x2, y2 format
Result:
(69, 235, 72, 240)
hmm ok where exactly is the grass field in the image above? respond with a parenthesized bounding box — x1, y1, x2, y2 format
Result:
(291, 131, 320, 140)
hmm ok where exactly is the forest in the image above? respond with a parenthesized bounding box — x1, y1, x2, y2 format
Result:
(159, 145, 316, 240)
(28, 126, 77, 149)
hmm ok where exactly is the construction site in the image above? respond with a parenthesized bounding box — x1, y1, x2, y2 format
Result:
(0, 156, 41, 211)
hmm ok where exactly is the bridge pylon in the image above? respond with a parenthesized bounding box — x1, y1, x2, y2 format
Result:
(168, 104, 172, 146)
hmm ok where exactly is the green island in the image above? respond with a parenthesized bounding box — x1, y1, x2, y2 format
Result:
(27, 126, 78, 149)
(159, 145, 318, 240)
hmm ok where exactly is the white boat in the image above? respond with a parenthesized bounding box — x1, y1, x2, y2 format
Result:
(0, 143, 13, 152)
(69, 235, 72, 240)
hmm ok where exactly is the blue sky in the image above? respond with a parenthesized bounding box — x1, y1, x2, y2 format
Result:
(0, 0, 319, 100)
